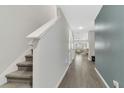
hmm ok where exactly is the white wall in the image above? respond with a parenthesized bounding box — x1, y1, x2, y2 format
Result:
(69, 29, 75, 64)
(60, 5, 102, 51)
(88, 31, 95, 60)
(60, 5, 102, 30)
(0, 6, 56, 74)
(73, 31, 88, 40)
(33, 9, 70, 88)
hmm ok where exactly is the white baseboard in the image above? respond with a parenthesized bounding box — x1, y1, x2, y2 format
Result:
(94, 67, 110, 88)
(0, 48, 31, 86)
(55, 63, 70, 88)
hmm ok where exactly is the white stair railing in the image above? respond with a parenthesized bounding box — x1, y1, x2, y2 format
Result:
(27, 17, 58, 50)
(26, 7, 70, 88)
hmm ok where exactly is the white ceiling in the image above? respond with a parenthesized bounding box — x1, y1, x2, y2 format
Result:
(60, 5, 102, 31)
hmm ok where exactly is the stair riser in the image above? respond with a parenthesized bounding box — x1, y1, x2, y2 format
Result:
(18, 67, 32, 71)
(7, 78, 32, 84)
(25, 57, 33, 61)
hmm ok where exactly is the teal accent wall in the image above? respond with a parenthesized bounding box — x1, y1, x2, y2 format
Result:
(95, 5, 124, 88)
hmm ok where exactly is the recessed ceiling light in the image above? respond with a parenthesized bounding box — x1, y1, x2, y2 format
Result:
(78, 26, 84, 30)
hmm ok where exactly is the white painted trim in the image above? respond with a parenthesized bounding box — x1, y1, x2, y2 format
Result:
(94, 67, 110, 88)
(0, 48, 31, 86)
(55, 63, 70, 88)
(26, 17, 59, 39)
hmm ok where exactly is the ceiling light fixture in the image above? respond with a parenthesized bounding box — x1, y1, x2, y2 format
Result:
(78, 26, 84, 30)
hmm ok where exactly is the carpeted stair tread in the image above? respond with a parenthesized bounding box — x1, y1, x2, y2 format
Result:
(0, 49, 33, 88)
(25, 54, 33, 61)
(6, 71, 32, 79)
(0, 82, 31, 88)
(17, 62, 32, 67)
(25, 54, 33, 58)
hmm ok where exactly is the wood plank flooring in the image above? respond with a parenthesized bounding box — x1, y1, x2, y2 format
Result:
(59, 52, 105, 88)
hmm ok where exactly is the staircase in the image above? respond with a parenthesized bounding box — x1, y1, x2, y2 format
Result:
(0, 51, 33, 88)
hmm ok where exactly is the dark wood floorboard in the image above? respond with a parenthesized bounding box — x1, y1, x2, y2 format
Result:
(59, 52, 105, 88)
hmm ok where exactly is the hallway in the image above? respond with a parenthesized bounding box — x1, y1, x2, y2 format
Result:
(59, 52, 105, 88)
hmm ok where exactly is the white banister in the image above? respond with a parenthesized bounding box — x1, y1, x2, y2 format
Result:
(26, 17, 59, 52)
(26, 17, 59, 40)
(28, 7, 71, 87)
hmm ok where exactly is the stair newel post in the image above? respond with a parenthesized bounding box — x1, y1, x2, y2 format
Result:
(28, 40, 34, 56)
(28, 39, 39, 55)
(31, 48, 33, 55)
